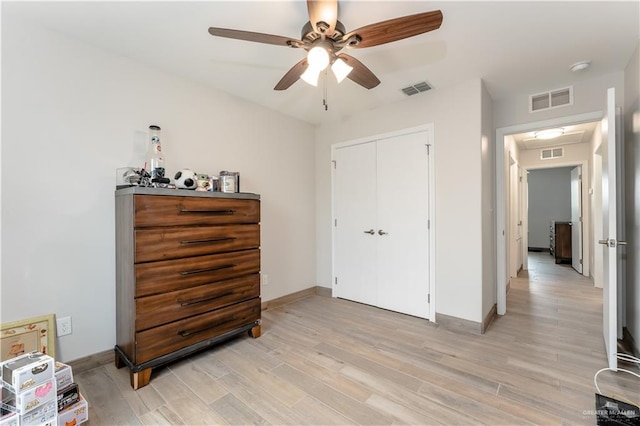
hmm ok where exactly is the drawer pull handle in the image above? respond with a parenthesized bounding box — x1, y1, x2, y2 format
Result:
(180, 237, 236, 245)
(179, 209, 235, 215)
(180, 264, 235, 276)
(178, 316, 238, 337)
(177, 291, 235, 307)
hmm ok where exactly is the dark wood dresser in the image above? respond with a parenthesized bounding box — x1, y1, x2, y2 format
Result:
(114, 187, 261, 389)
(550, 221, 572, 264)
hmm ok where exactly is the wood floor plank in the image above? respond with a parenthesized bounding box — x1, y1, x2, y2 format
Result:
(209, 393, 269, 425)
(168, 358, 229, 404)
(73, 366, 143, 425)
(216, 372, 308, 425)
(151, 372, 229, 425)
(271, 363, 396, 425)
(138, 404, 184, 425)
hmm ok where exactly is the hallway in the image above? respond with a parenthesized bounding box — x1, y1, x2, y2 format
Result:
(490, 251, 639, 417)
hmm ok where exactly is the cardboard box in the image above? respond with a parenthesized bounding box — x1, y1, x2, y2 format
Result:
(20, 399, 56, 426)
(2, 378, 56, 414)
(56, 394, 87, 426)
(53, 364, 73, 393)
(2, 353, 54, 393)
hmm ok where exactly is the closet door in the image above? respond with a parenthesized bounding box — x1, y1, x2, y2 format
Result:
(334, 142, 378, 306)
(333, 131, 431, 319)
(376, 133, 430, 318)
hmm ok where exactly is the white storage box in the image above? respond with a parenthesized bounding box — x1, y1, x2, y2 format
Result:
(52, 364, 72, 393)
(56, 394, 87, 426)
(20, 399, 56, 426)
(2, 378, 56, 414)
(1, 353, 54, 393)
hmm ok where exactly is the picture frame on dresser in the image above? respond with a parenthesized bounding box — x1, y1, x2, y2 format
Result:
(0, 314, 56, 362)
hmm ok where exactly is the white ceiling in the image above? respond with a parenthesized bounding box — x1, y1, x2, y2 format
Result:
(4, 1, 639, 126)
(511, 121, 598, 151)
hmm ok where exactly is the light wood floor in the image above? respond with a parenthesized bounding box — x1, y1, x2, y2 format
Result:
(76, 253, 639, 425)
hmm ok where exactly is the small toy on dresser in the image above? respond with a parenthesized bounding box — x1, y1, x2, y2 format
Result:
(174, 169, 197, 189)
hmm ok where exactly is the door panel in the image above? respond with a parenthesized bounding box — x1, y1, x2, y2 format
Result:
(334, 142, 378, 306)
(601, 87, 618, 371)
(376, 133, 430, 318)
(570, 166, 583, 273)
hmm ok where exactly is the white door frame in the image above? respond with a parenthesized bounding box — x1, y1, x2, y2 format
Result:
(331, 123, 436, 321)
(495, 111, 602, 315)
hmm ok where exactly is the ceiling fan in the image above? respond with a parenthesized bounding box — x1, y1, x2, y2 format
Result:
(208, 0, 443, 90)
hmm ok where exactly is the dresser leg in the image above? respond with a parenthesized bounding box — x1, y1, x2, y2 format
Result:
(130, 368, 152, 390)
(114, 352, 125, 369)
(249, 324, 261, 338)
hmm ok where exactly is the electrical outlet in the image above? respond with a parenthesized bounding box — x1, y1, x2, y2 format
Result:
(56, 316, 72, 337)
(262, 274, 268, 286)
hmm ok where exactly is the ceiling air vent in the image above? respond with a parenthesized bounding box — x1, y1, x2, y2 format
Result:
(529, 86, 573, 112)
(402, 81, 432, 96)
(540, 147, 564, 160)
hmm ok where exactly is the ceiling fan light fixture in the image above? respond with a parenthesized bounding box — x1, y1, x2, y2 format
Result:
(300, 66, 322, 86)
(331, 58, 353, 83)
(535, 128, 564, 140)
(306, 46, 330, 71)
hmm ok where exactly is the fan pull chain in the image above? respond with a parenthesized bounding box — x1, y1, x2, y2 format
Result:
(323, 69, 328, 111)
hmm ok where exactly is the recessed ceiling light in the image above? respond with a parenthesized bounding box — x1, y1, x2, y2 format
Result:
(570, 61, 591, 72)
(535, 128, 564, 140)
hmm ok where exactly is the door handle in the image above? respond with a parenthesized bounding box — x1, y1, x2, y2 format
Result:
(599, 238, 628, 248)
(378, 229, 388, 235)
(364, 229, 375, 235)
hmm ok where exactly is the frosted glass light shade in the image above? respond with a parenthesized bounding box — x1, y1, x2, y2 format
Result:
(535, 128, 564, 140)
(331, 58, 353, 83)
(301, 66, 322, 86)
(307, 46, 330, 70)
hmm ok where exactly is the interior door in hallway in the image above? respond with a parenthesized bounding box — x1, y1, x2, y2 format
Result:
(334, 131, 431, 319)
(600, 87, 623, 371)
(570, 166, 583, 273)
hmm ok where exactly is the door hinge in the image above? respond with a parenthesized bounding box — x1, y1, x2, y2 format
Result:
(519, 176, 523, 182)
(335, 277, 338, 285)
(425, 144, 430, 155)
(332, 160, 336, 169)
(428, 294, 430, 303)
(428, 220, 430, 230)
(580, 259, 583, 265)
(334, 218, 337, 227)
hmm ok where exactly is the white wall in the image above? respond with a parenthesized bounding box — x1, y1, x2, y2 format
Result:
(527, 168, 572, 248)
(494, 72, 625, 129)
(316, 79, 485, 323)
(481, 82, 496, 319)
(1, 18, 317, 362)
(623, 41, 640, 353)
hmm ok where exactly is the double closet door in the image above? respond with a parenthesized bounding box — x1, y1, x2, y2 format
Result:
(333, 130, 431, 319)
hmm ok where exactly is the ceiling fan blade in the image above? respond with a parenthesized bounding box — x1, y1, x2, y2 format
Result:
(274, 58, 309, 91)
(338, 54, 380, 89)
(344, 10, 443, 49)
(307, 0, 338, 35)
(208, 27, 303, 48)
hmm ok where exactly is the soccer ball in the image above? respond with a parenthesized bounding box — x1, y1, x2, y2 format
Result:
(174, 169, 197, 190)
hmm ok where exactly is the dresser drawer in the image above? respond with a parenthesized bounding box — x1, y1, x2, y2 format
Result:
(135, 274, 260, 331)
(135, 224, 260, 263)
(135, 249, 260, 297)
(135, 298, 261, 364)
(134, 195, 259, 227)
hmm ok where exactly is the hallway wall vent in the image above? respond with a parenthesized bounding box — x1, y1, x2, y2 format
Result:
(401, 81, 432, 96)
(529, 86, 573, 112)
(540, 147, 564, 160)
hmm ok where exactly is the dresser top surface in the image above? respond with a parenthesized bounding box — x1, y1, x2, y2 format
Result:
(116, 187, 260, 200)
